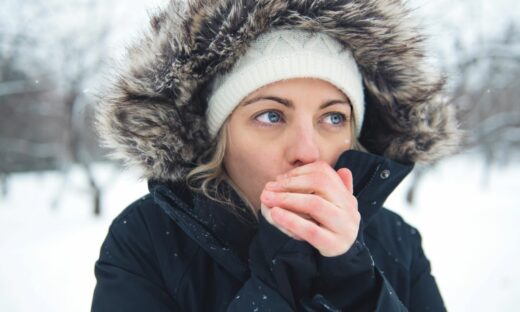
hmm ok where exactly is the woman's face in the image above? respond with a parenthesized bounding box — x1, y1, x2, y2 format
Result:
(223, 78, 353, 210)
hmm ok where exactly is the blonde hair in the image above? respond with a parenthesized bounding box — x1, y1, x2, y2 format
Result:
(186, 121, 258, 221)
(186, 115, 365, 219)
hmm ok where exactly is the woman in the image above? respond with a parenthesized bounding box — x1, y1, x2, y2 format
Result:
(92, 0, 461, 311)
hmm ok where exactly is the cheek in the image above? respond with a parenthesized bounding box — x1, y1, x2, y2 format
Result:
(226, 141, 279, 178)
(321, 133, 352, 164)
(224, 133, 283, 199)
(226, 118, 283, 174)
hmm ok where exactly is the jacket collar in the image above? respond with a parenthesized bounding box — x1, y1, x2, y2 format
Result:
(149, 150, 413, 281)
(334, 150, 414, 223)
(150, 178, 255, 281)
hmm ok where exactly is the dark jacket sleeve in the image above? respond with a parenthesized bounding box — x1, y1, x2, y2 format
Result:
(226, 214, 318, 311)
(91, 211, 180, 312)
(309, 223, 446, 312)
(228, 215, 445, 312)
(308, 220, 406, 311)
(227, 216, 404, 311)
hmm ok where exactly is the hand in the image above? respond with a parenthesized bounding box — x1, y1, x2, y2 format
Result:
(260, 161, 360, 257)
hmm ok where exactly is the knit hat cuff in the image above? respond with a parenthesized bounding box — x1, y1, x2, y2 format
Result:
(207, 50, 364, 137)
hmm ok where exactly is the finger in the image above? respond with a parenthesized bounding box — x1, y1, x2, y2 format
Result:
(262, 201, 311, 231)
(269, 171, 336, 194)
(261, 204, 303, 240)
(266, 173, 350, 207)
(267, 174, 317, 194)
(276, 160, 335, 180)
(261, 190, 344, 232)
(270, 207, 337, 252)
(260, 203, 275, 224)
(337, 168, 353, 194)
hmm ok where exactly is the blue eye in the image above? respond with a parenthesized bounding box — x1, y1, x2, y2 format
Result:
(256, 111, 282, 124)
(323, 113, 347, 125)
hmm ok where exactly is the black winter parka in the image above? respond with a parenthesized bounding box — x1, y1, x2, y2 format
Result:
(91, 150, 446, 311)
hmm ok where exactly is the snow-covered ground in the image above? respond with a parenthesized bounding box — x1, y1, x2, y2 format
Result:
(387, 153, 520, 311)
(0, 164, 149, 312)
(0, 152, 518, 311)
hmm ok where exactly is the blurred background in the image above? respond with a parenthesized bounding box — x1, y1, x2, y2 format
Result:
(0, 0, 519, 311)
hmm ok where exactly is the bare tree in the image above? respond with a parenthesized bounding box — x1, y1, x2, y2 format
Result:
(0, 0, 118, 215)
(405, 21, 520, 205)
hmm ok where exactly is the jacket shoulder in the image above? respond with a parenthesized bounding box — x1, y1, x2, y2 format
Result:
(367, 207, 419, 237)
(99, 192, 200, 297)
(107, 194, 174, 257)
(110, 193, 164, 231)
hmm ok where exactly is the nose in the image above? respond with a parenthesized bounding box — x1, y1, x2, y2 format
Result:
(285, 120, 320, 167)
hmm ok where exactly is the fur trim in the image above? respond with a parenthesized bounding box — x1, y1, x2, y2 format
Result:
(96, 0, 462, 181)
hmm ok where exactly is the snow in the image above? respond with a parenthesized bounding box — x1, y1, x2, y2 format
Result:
(0, 164, 148, 312)
(0, 153, 519, 311)
(387, 153, 520, 311)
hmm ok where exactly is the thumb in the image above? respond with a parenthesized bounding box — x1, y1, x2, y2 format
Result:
(337, 168, 353, 194)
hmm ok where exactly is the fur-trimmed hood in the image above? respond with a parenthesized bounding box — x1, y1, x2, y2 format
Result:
(96, 0, 461, 182)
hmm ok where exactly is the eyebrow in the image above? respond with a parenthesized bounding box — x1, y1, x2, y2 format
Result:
(241, 96, 351, 109)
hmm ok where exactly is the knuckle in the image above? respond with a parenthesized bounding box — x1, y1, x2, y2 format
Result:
(284, 215, 296, 228)
(305, 224, 319, 239)
(347, 197, 359, 211)
(309, 195, 323, 212)
(337, 207, 348, 219)
(311, 161, 328, 174)
(315, 171, 329, 185)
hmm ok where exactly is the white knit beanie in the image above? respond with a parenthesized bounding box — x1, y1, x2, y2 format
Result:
(207, 28, 365, 137)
